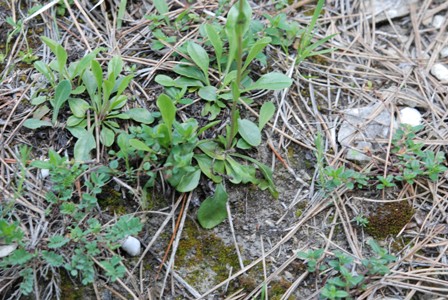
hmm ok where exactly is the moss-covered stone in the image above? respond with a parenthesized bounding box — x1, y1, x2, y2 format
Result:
(59, 271, 94, 300)
(366, 201, 414, 239)
(269, 278, 294, 300)
(175, 220, 241, 293)
(97, 185, 127, 215)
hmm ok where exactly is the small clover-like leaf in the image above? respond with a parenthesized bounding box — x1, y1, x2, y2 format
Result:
(48, 235, 70, 249)
(41, 250, 64, 267)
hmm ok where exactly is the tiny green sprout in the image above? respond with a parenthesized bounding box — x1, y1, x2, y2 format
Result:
(376, 175, 396, 189)
(353, 214, 369, 227)
(297, 248, 324, 272)
(321, 284, 349, 300)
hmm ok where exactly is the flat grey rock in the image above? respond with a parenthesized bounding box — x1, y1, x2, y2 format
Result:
(361, 0, 418, 23)
(338, 103, 392, 146)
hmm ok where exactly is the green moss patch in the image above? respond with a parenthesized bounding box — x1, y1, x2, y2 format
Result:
(175, 220, 241, 293)
(366, 201, 414, 239)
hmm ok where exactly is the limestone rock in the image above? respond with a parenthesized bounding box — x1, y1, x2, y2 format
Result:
(338, 103, 393, 147)
(431, 63, 448, 81)
(338, 103, 394, 161)
(360, 0, 418, 23)
(121, 236, 141, 256)
(399, 107, 422, 127)
(432, 15, 445, 29)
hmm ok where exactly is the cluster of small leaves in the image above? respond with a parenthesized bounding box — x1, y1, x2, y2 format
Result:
(352, 214, 369, 228)
(31, 150, 86, 204)
(108, 90, 278, 228)
(323, 166, 369, 191)
(320, 125, 447, 193)
(297, 248, 324, 272)
(298, 240, 396, 300)
(264, 13, 301, 52)
(4, 158, 143, 294)
(62, 214, 140, 285)
(155, 0, 292, 120)
(25, 38, 152, 162)
(391, 125, 447, 184)
(0, 219, 24, 244)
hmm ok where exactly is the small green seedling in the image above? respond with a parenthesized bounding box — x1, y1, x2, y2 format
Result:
(353, 214, 369, 227)
(298, 240, 396, 300)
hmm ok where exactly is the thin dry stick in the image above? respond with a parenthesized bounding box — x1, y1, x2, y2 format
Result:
(261, 235, 267, 300)
(155, 193, 187, 281)
(245, 245, 309, 299)
(226, 201, 245, 270)
(72, 0, 108, 45)
(91, 256, 139, 299)
(149, 249, 202, 299)
(159, 193, 192, 299)
(63, 0, 93, 52)
(132, 194, 184, 273)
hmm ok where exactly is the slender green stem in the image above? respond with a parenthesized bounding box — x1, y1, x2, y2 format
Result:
(226, 0, 245, 150)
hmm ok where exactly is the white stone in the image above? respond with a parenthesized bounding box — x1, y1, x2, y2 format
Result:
(400, 107, 422, 127)
(440, 47, 448, 58)
(120, 236, 141, 256)
(432, 15, 445, 29)
(40, 168, 50, 178)
(431, 63, 448, 81)
(0, 244, 18, 258)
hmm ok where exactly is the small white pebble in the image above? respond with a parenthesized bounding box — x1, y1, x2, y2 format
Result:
(440, 47, 448, 58)
(400, 107, 422, 127)
(0, 244, 18, 258)
(121, 236, 141, 256)
(40, 168, 50, 179)
(432, 15, 445, 29)
(431, 63, 448, 81)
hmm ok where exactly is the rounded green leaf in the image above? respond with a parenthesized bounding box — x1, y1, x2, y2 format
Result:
(68, 98, 90, 118)
(198, 86, 217, 101)
(100, 127, 115, 147)
(74, 130, 95, 162)
(52, 80, 72, 124)
(176, 169, 201, 192)
(67, 116, 84, 127)
(125, 108, 154, 124)
(187, 42, 209, 80)
(259, 101, 275, 129)
(31, 96, 46, 105)
(155, 74, 176, 87)
(238, 119, 261, 146)
(129, 139, 153, 152)
(197, 184, 228, 229)
(23, 119, 52, 129)
(245, 72, 292, 91)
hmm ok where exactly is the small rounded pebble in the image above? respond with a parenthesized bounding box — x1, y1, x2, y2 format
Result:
(432, 15, 445, 29)
(121, 236, 141, 256)
(431, 63, 448, 81)
(400, 107, 422, 127)
(41, 168, 50, 178)
(440, 47, 448, 58)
